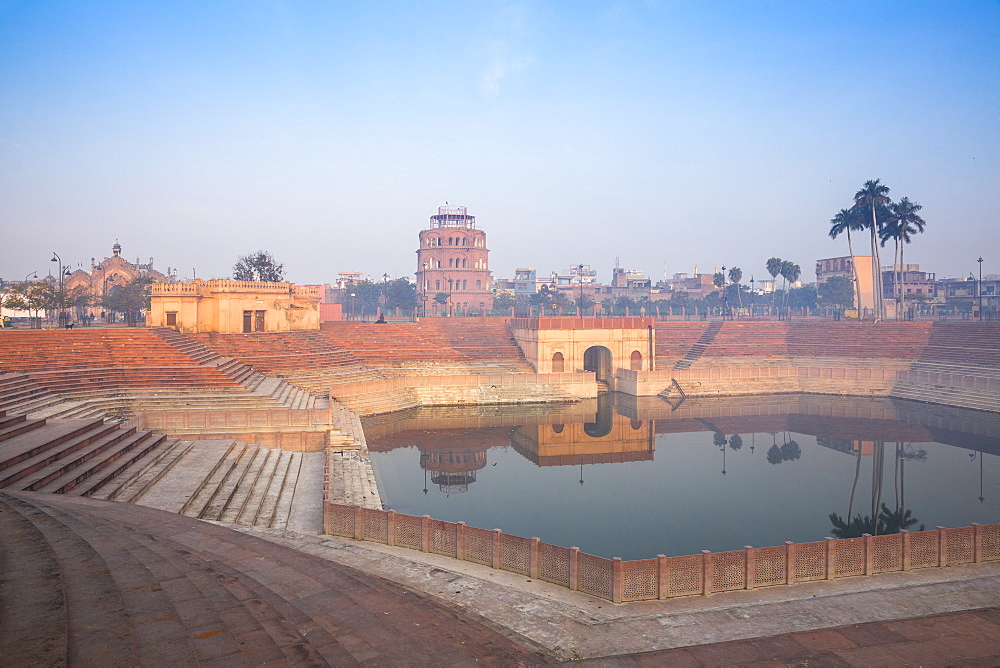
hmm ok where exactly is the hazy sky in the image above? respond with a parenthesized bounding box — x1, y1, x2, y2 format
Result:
(2, 1, 998, 286)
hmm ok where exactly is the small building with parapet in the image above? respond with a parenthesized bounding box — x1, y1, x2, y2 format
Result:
(148, 279, 320, 333)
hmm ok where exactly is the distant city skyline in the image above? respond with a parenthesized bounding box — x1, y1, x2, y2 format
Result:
(2, 1, 997, 285)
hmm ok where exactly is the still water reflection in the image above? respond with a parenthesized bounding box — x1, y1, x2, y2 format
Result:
(364, 394, 1000, 560)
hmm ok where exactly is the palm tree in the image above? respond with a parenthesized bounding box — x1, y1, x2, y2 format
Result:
(829, 208, 865, 310)
(766, 257, 783, 313)
(780, 261, 801, 309)
(853, 179, 892, 319)
(728, 266, 743, 308)
(885, 197, 926, 316)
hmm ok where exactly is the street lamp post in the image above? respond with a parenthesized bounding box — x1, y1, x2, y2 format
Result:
(350, 292, 356, 320)
(577, 264, 585, 318)
(50, 252, 70, 326)
(721, 265, 728, 319)
(978, 257, 984, 321)
(24, 271, 37, 283)
(750, 276, 755, 318)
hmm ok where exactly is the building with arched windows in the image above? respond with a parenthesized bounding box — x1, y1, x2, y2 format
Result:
(63, 242, 173, 322)
(415, 205, 493, 315)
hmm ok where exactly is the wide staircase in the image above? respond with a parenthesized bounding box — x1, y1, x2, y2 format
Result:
(891, 322, 1000, 412)
(0, 492, 539, 665)
(189, 329, 381, 394)
(322, 319, 535, 376)
(0, 410, 318, 530)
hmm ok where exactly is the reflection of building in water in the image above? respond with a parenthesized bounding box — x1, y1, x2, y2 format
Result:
(510, 394, 655, 465)
(419, 447, 487, 494)
(367, 427, 512, 494)
(817, 437, 875, 456)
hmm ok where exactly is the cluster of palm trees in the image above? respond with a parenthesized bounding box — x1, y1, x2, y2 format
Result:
(765, 258, 801, 311)
(829, 179, 927, 319)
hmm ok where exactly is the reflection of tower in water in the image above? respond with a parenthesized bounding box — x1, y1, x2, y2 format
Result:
(419, 447, 488, 494)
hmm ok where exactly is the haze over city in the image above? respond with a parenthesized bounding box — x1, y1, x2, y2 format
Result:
(2, 1, 997, 285)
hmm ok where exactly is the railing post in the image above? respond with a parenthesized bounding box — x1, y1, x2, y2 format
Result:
(825, 537, 836, 580)
(492, 529, 502, 569)
(529, 537, 540, 579)
(937, 526, 948, 567)
(421, 515, 431, 553)
(863, 534, 874, 575)
(701, 550, 713, 596)
(386, 510, 396, 546)
(657, 554, 669, 600)
(612, 557, 624, 604)
(784, 541, 795, 584)
(973, 523, 982, 563)
(569, 547, 580, 591)
(744, 546, 755, 590)
(354, 506, 364, 540)
(456, 522, 466, 561)
(900, 530, 911, 571)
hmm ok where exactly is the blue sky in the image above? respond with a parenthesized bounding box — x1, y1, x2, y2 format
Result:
(2, 1, 997, 285)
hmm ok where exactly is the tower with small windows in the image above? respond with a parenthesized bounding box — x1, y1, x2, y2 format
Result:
(415, 205, 493, 315)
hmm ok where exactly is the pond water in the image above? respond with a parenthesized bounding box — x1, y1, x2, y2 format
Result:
(365, 394, 1000, 560)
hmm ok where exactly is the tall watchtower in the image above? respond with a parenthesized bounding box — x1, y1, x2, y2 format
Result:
(415, 205, 493, 315)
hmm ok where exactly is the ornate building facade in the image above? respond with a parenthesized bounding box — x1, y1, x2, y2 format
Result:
(63, 242, 172, 319)
(415, 206, 493, 316)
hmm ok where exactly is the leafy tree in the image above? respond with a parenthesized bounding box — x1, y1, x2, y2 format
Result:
(339, 278, 416, 316)
(491, 292, 517, 314)
(728, 434, 743, 451)
(4, 281, 58, 325)
(727, 267, 743, 308)
(818, 276, 855, 308)
(828, 208, 865, 309)
(233, 251, 285, 282)
(766, 444, 784, 465)
(433, 292, 449, 305)
(852, 180, 892, 319)
(713, 431, 728, 448)
(766, 257, 783, 310)
(712, 272, 725, 290)
(786, 285, 816, 310)
(103, 276, 154, 325)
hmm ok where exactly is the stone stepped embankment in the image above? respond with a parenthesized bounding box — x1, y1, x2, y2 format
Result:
(0, 491, 540, 665)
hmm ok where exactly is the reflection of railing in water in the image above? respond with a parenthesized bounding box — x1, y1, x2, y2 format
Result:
(325, 502, 1000, 604)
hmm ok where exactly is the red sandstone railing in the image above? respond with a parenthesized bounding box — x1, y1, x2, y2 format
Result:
(324, 502, 1000, 603)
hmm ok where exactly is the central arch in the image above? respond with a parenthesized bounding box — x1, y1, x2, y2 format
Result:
(583, 345, 613, 384)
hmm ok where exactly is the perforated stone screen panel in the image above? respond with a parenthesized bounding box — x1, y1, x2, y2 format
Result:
(538, 543, 570, 587)
(712, 551, 746, 592)
(622, 558, 658, 601)
(835, 538, 865, 577)
(753, 546, 786, 587)
(872, 534, 902, 573)
(794, 542, 827, 581)
(430, 519, 458, 557)
(982, 525, 1000, 560)
(395, 514, 423, 551)
(325, 503, 354, 537)
(947, 527, 974, 564)
(909, 530, 939, 568)
(361, 508, 388, 543)
(577, 552, 613, 600)
(464, 526, 494, 566)
(668, 555, 703, 597)
(500, 534, 531, 576)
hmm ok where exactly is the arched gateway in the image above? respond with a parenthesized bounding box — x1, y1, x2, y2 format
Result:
(508, 317, 654, 391)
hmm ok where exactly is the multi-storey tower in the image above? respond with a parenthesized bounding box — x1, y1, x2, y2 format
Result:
(415, 205, 493, 315)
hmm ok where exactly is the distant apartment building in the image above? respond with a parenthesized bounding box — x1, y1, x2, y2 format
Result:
(415, 205, 493, 315)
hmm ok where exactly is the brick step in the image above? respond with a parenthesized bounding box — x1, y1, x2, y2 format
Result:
(8, 425, 139, 491)
(0, 420, 120, 486)
(178, 441, 246, 518)
(36, 431, 164, 495)
(197, 445, 263, 521)
(64, 432, 171, 498)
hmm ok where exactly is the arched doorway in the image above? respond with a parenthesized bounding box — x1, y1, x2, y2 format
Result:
(630, 350, 643, 371)
(551, 351, 565, 373)
(583, 345, 613, 384)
